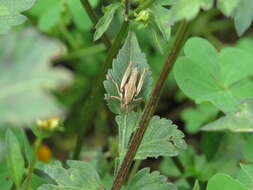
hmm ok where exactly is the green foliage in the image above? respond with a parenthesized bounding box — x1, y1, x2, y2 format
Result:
(104, 32, 152, 114)
(174, 37, 253, 113)
(218, 0, 253, 36)
(38, 160, 103, 190)
(94, 2, 122, 41)
(126, 168, 176, 190)
(202, 99, 253, 132)
(116, 112, 186, 164)
(5, 129, 25, 188)
(0, 29, 72, 126)
(206, 173, 248, 190)
(0, 0, 35, 34)
(193, 180, 200, 190)
(181, 103, 218, 133)
(237, 164, 253, 189)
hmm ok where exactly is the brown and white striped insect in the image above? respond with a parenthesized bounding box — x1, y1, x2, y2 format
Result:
(106, 61, 147, 111)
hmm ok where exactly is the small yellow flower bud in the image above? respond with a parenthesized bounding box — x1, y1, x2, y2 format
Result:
(36, 117, 60, 131)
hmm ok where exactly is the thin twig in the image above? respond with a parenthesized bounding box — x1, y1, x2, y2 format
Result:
(111, 21, 190, 190)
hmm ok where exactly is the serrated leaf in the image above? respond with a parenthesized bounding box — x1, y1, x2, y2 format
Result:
(94, 3, 121, 41)
(5, 129, 25, 188)
(116, 112, 186, 164)
(181, 103, 218, 134)
(0, 28, 72, 126)
(237, 164, 253, 189)
(127, 168, 176, 190)
(168, 0, 214, 25)
(38, 160, 103, 190)
(174, 37, 253, 113)
(217, 0, 253, 36)
(104, 32, 152, 114)
(0, 0, 35, 34)
(202, 99, 253, 132)
(151, 3, 171, 41)
(206, 173, 248, 190)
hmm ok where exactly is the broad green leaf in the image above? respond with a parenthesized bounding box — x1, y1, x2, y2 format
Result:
(0, 29, 72, 126)
(5, 129, 25, 188)
(0, 161, 13, 190)
(151, 2, 171, 41)
(193, 180, 200, 190)
(0, 0, 35, 34)
(217, 0, 253, 36)
(127, 168, 176, 190)
(174, 37, 253, 113)
(202, 99, 253, 132)
(237, 36, 253, 53)
(29, 0, 64, 32)
(94, 3, 121, 41)
(38, 160, 103, 190)
(168, 0, 214, 25)
(181, 103, 218, 134)
(243, 135, 253, 162)
(237, 164, 253, 189)
(116, 112, 186, 164)
(206, 173, 248, 190)
(104, 32, 152, 114)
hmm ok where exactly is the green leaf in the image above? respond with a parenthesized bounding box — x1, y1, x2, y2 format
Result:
(38, 160, 103, 190)
(151, 3, 171, 41)
(193, 180, 200, 190)
(202, 99, 253, 132)
(237, 164, 253, 189)
(66, 0, 92, 31)
(5, 129, 25, 188)
(243, 135, 253, 162)
(116, 112, 186, 164)
(94, 3, 121, 41)
(104, 32, 153, 114)
(0, 161, 13, 190)
(181, 103, 218, 133)
(206, 173, 248, 190)
(168, 0, 214, 25)
(127, 168, 176, 190)
(0, 29, 72, 126)
(174, 37, 253, 113)
(29, 0, 64, 32)
(218, 0, 253, 36)
(0, 0, 35, 34)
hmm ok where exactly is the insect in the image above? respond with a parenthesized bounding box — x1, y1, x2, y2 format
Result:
(106, 61, 147, 111)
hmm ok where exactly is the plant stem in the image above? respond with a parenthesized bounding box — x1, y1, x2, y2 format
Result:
(111, 21, 190, 190)
(80, 0, 111, 49)
(127, 160, 142, 184)
(72, 21, 130, 160)
(23, 137, 42, 190)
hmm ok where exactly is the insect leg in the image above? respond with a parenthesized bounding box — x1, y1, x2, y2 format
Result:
(120, 61, 134, 90)
(136, 68, 147, 95)
(106, 74, 121, 96)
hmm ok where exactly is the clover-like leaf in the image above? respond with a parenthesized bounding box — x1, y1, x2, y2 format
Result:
(202, 99, 253, 132)
(104, 32, 153, 114)
(168, 0, 214, 25)
(0, 0, 36, 34)
(217, 0, 253, 36)
(38, 160, 103, 190)
(127, 168, 176, 190)
(174, 37, 253, 113)
(116, 112, 186, 165)
(0, 28, 72, 126)
(94, 2, 121, 41)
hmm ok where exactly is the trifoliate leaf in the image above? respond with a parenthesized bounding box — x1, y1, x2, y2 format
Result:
(168, 0, 214, 25)
(217, 0, 253, 36)
(29, 0, 64, 32)
(116, 112, 186, 164)
(0, 0, 35, 34)
(5, 129, 25, 188)
(127, 168, 176, 190)
(0, 28, 72, 126)
(38, 160, 103, 190)
(94, 3, 121, 41)
(206, 173, 248, 190)
(237, 164, 253, 189)
(174, 37, 253, 113)
(104, 32, 152, 114)
(202, 99, 253, 132)
(181, 103, 218, 134)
